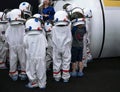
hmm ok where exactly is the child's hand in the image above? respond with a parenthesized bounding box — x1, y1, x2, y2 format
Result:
(43, 14, 49, 17)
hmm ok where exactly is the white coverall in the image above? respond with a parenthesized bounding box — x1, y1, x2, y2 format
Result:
(52, 24, 72, 81)
(5, 24, 26, 76)
(24, 31, 48, 88)
(0, 22, 8, 68)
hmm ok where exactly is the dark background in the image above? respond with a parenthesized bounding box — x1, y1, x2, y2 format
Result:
(0, 0, 39, 14)
(0, 57, 120, 92)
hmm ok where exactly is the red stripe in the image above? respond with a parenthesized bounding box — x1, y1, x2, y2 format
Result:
(62, 70, 69, 73)
(87, 51, 90, 54)
(9, 71, 17, 75)
(53, 71, 60, 74)
(31, 82, 37, 85)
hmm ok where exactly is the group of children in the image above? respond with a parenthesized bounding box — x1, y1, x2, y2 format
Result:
(0, 0, 92, 90)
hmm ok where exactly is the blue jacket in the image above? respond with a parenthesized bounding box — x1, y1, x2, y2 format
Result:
(42, 6, 55, 21)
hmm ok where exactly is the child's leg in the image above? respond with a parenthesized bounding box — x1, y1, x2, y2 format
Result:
(53, 48, 62, 81)
(77, 47, 84, 77)
(72, 62, 78, 72)
(17, 46, 27, 80)
(71, 47, 78, 77)
(70, 62, 78, 77)
(25, 59, 39, 88)
(37, 57, 46, 89)
(9, 47, 18, 81)
(78, 61, 84, 72)
(62, 47, 71, 82)
(78, 61, 84, 77)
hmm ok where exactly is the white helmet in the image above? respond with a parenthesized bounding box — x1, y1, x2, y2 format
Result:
(63, 3, 72, 12)
(9, 9, 25, 25)
(0, 11, 8, 23)
(0, 9, 12, 24)
(70, 5, 85, 26)
(84, 8, 92, 18)
(0, 12, 3, 21)
(71, 18, 85, 26)
(44, 22, 52, 32)
(0, 11, 7, 22)
(33, 13, 43, 20)
(54, 10, 69, 26)
(19, 2, 32, 18)
(25, 18, 42, 31)
(71, 10, 85, 26)
(72, 7, 84, 15)
(66, 4, 73, 12)
(0, 9, 11, 22)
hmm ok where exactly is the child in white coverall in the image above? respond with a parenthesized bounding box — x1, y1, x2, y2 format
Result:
(52, 10, 72, 83)
(24, 17, 48, 89)
(5, 9, 27, 81)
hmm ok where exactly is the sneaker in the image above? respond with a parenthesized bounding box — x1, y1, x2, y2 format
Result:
(77, 72, 84, 77)
(19, 74, 27, 80)
(70, 71, 77, 77)
(10, 75, 18, 81)
(54, 78, 60, 82)
(25, 82, 38, 88)
(63, 79, 69, 83)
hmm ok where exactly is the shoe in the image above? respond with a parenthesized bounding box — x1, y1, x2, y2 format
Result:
(19, 74, 27, 80)
(25, 82, 38, 88)
(10, 75, 18, 81)
(63, 79, 69, 83)
(54, 78, 60, 82)
(77, 72, 84, 77)
(70, 71, 77, 77)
